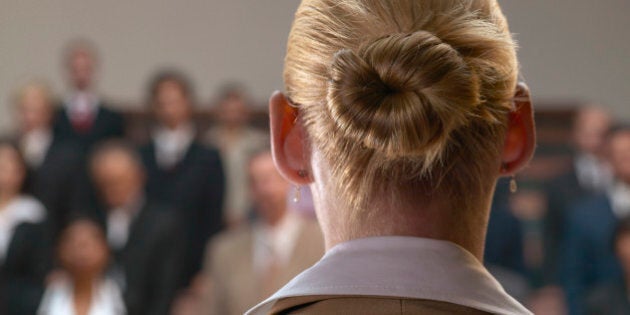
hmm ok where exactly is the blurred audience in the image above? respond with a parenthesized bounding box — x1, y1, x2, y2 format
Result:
(13, 81, 84, 236)
(205, 85, 268, 227)
(90, 141, 183, 315)
(140, 70, 225, 289)
(0, 141, 50, 315)
(561, 124, 630, 314)
(585, 216, 630, 314)
(544, 106, 613, 284)
(38, 216, 125, 315)
(53, 39, 125, 151)
(198, 149, 323, 315)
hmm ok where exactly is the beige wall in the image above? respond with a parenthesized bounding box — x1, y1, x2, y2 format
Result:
(1, 1, 629, 134)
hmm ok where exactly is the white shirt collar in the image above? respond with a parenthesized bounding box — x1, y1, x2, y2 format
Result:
(0, 195, 46, 263)
(246, 236, 532, 315)
(574, 153, 613, 192)
(608, 181, 630, 218)
(21, 128, 53, 168)
(253, 211, 303, 274)
(152, 124, 196, 169)
(65, 92, 99, 115)
(106, 196, 144, 250)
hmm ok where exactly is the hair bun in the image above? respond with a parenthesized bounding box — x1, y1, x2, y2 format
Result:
(327, 31, 481, 159)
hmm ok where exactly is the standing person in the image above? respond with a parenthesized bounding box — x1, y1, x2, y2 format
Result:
(38, 217, 125, 315)
(543, 106, 613, 284)
(90, 141, 183, 315)
(248, 0, 535, 314)
(13, 81, 83, 236)
(0, 141, 50, 315)
(205, 85, 268, 228)
(53, 39, 125, 152)
(562, 125, 630, 314)
(585, 216, 630, 315)
(140, 70, 225, 289)
(200, 149, 323, 315)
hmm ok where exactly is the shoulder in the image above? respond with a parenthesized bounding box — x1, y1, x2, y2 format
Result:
(12, 195, 47, 223)
(209, 226, 252, 256)
(267, 296, 492, 315)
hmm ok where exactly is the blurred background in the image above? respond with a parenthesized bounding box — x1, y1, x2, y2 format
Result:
(0, 1, 629, 315)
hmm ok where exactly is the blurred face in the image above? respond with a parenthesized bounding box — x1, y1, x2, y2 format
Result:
(17, 86, 53, 132)
(609, 131, 630, 184)
(59, 220, 109, 278)
(249, 152, 290, 226)
(0, 145, 26, 197)
(217, 95, 249, 128)
(153, 81, 192, 129)
(67, 49, 96, 91)
(91, 150, 144, 208)
(573, 108, 611, 156)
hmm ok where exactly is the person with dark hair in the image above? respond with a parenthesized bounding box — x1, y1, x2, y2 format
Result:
(0, 141, 50, 315)
(544, 106, 613, 285)
(53, 39, 125, 151)
(247, 0, 535, 314)
(13, 81, 84, 237)
(140, 70, 225, 288)
(205, 84, 268, 227)
(38, 216, 125, 315)
(562, 125, 630, 314)
(585, 216, 630, 314)
(90, 140, 184, 315)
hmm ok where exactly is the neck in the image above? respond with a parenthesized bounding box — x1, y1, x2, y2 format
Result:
(314, 189, 490, 261)
(0, 192, 18, 209)
(73, 274, 96, 293)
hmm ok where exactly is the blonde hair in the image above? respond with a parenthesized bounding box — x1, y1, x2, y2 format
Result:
(13, 80, 54, 108)
(286, 0, 519, 213)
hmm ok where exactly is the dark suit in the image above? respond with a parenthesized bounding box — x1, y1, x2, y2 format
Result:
(561, 195, 623, 315)
(544, 167, 597, 284)
(24, 140, 84, 236)
(0, 222, 51, 315)
(586, 281, 630, 315)
(140, 141, 225, 287)
(111, 203, 184, 315)
(53, 104, 125, 152)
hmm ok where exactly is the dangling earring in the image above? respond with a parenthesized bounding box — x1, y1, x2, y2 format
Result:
(502, 163, 518, 194)
(293, 169, 308, 203)
(293, 185, 301, 203)
(509, 175, 518, 193)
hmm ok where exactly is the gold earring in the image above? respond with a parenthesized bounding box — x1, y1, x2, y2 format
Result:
(293, 185, 301, 203)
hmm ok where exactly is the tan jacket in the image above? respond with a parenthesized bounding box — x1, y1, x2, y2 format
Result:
(268, 296, 492, 314)
(201, 217, 324, 315)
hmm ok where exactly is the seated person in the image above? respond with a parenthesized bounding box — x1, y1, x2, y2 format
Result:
(199, 149, 324, 315)
(38, 216, 125, 315)
(0, 140, 49, 315)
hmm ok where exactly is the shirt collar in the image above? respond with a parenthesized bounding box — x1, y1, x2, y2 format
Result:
(608, 181, 630, 218)
(246, 236, 532, 315)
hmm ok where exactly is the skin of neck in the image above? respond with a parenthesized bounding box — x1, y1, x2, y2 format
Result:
(309, 152, 494, 261)
(0, 190, 19, 208)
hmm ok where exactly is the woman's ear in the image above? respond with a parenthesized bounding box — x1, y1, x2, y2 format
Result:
(269, 91, 313, 185)
(500, 82, 536, 175)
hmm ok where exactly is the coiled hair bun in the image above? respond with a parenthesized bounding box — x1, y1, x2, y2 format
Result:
(327, 31, 482, 160)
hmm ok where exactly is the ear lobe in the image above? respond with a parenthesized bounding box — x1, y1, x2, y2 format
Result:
(500, 82, 536, 175)
(269, 91, 313, 185)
